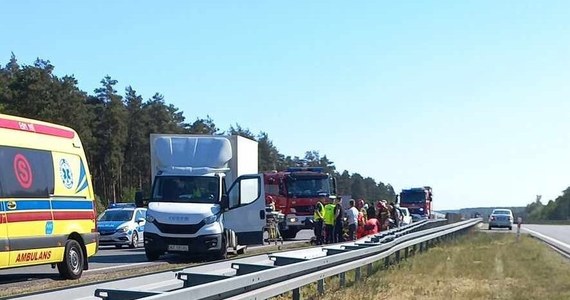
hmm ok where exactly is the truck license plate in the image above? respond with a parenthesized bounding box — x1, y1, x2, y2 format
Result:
(168, 245, 189, 251)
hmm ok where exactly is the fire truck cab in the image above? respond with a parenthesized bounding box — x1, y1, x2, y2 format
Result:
(399, 186, 433, 219)
(263, 167, 336, 239)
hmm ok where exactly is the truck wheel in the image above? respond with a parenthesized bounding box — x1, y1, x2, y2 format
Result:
(129, 233, 139, 249)
(145, 247, 161, 261)
(57, 239, 85, 279)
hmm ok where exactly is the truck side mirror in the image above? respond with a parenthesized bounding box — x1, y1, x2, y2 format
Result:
(135, 191, 144, 208)
(221, 194, 229, 210)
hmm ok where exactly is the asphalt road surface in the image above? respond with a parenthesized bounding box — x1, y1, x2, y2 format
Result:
(522, 224, 570, 246)
(0, 230, 314, 284)
(483, 223, 570, 245)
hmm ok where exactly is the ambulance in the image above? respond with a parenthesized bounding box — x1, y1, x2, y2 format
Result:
(0, 113, 99, 279)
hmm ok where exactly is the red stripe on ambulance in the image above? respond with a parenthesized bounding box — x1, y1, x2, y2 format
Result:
(53, 211, 95, 220)
(0, 118, 75, 139)
(6, 211, 52, 222)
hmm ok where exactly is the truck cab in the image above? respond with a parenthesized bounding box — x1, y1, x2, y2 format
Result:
(264, 167, 336, 239)
(136, 135, 265, 261)
(399, 186, 433, 219)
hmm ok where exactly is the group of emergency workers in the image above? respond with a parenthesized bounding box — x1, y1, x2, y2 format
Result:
(313, 197, 404, 245)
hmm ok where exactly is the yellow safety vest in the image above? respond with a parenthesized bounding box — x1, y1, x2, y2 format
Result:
(314, 203, 324, 220)
(324, 204, 336, 225)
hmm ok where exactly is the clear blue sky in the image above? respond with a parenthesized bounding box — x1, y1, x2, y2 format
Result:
(3, 1, 569, 210)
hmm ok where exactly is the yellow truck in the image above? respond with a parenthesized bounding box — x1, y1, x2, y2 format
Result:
(0, 113, 99, 279)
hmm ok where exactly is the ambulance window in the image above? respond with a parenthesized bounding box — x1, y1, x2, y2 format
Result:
(0, 146, 55, 198)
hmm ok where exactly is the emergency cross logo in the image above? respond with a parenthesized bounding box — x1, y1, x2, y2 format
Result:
(59, 159, 74, 189)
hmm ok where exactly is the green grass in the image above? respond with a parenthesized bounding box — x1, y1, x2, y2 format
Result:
(274, 231, 570, 300)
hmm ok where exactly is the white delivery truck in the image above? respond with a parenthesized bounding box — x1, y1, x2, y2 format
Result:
(135, 134, 266, 261)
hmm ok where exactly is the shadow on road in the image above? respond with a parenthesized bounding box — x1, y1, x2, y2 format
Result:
(92, 247, 215, 265)
(0, 273, 61, 284)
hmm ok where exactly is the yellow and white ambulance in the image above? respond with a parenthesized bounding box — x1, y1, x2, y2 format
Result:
(0, 113, 99, 279)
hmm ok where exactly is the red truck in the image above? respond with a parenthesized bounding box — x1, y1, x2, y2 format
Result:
(263, 167, 337, 239)
(399, 186, 433, 219)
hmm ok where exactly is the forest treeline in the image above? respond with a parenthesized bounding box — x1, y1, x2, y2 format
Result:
(0, 54, 396, 208)
(525, 187, 570, 221)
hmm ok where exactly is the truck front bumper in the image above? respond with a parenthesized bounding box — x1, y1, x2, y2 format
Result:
(281, 215, 314, 230)
(144, 232, 222, 254)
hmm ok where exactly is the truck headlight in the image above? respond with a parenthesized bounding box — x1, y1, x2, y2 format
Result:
(146, 214, 155, 222)
(204, 214, 218, 225)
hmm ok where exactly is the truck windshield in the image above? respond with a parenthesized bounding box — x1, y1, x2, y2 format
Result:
(286, 177, 331, 198)
(400, 192, 426, 203)
(98, 210, 134, 222)
(152, 176, 219, 204)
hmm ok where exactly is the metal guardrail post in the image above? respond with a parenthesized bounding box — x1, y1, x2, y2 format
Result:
(395, 250, 400, 263)
(339, 272, 346, 288)
(355, 266, 361, 282)
(404, 247, 409, 260)
(317, 279, 325, 295)
(384, 255, 390, 268)
(419, 242, 424, 253)
(367, 263, 373, 276)
(292, 288, 301, 300)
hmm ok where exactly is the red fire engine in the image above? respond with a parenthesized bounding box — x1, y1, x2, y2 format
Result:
(263, 167, 337, 239)
(399, 186, 433, 219)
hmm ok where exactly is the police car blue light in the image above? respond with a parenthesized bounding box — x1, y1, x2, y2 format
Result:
(97, 204, 147, 249)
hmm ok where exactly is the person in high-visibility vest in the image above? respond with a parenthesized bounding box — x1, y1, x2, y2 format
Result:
(323, 197, 336, 244)
(313, 200, 325, 245)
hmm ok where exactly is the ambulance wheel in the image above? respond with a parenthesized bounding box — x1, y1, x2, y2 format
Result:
(57, 239, 85, 279)
(145, 247, 161, 261)
(129, 233, 139, 249)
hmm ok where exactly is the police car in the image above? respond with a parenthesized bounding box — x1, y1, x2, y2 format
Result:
(97, 203, 146, 248)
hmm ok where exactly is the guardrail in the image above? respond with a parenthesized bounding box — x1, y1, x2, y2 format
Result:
(95, 218, 480, 300)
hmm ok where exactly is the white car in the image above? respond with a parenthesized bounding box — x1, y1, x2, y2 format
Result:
(488, 209, 514, 230)
(399, 207, 413, 225)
